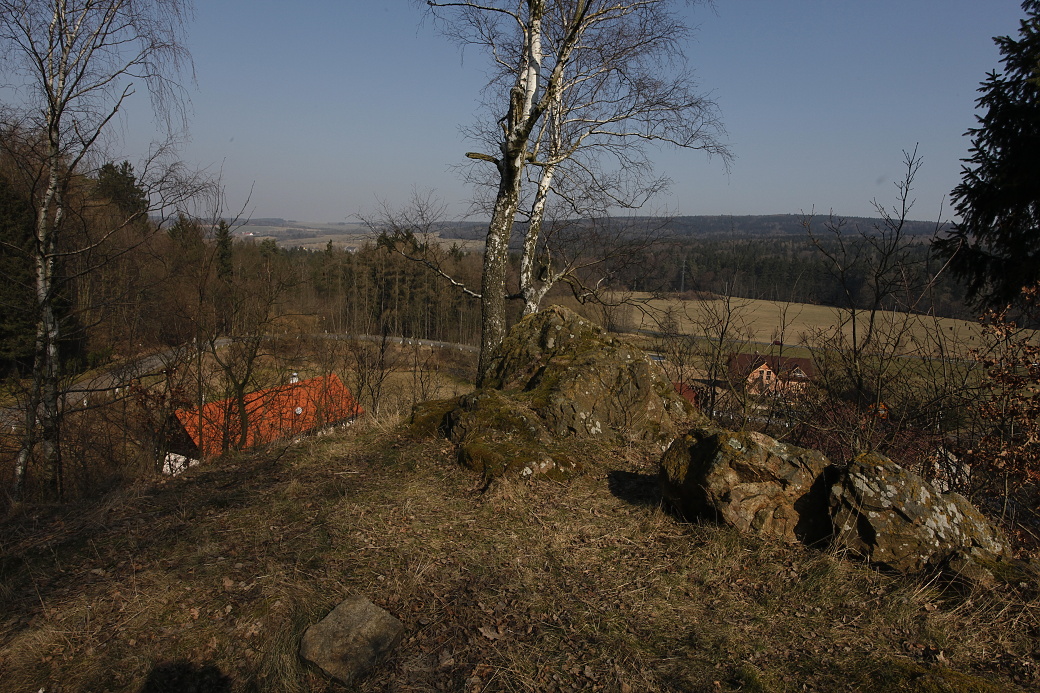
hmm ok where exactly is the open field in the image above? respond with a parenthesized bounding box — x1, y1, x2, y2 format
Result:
(286, 234, 485, 254)
(237, 223, 376, 252)
(613, 293, 989, 358)
(234, 221, 487, 254)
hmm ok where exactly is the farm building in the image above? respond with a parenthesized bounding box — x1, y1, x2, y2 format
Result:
(728, 353, 815, 396)
(673, 381, 699, 407)
(167, 373, 362, 468)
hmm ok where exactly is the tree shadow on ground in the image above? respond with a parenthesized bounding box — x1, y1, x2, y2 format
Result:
(0, 453, 288, 640)
(139, 660, 231, 693)
(607, 469, 661, 507)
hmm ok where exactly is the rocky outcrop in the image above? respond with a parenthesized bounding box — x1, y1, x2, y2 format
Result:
(409, 387, 580, 481)
(660, 427, 1011, 581)
(659, 427, 834, 544)
(482, 305, 605, 392)
(410, 306, 694, 480)
(300, 596, 404, 685)
(830, 453, 1010, 574)
(443, 388, 579, 481)
(483, 306, 693, 443)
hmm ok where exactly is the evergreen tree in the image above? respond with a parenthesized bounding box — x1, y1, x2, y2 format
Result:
(0, 176, 36, 374)
(167, 214, 204, 249)
(94, 161, 148, 218)
(935, 1, 1040, 306)
(215, 220, 233, 282)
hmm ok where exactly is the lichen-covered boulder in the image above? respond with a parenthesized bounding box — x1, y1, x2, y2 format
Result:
(659, 427, 835, 544)
(408, 306, 695, 481)
(830, 453, 1010, 574)
(442, 389, 579, 480)
(659, 427, 1015, 582)
(483, 305, 694, 444)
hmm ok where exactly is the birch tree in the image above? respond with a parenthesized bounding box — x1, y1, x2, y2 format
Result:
(0, 0, 197, 498)
(424, 0, 728, 383)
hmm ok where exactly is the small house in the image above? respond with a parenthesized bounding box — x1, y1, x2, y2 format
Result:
(728, 353, 815, 396)
(167, 373, 363, 466)
(673, 381, 699, 407)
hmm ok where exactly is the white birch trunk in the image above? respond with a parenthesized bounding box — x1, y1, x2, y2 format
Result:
(35, 129, 66, 496)
(519, 160, 557, 316)
(475, 0, 547, 383)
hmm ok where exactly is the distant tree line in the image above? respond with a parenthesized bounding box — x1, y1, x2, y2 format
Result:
(426, 213, 974, 321)
(437, 214, 939, 242)
(644, 234, 973, 319)
(0, 185, 486, 382)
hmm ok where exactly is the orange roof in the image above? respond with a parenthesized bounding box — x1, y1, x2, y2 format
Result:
(173, 373, 363, 457)
(673, 381, 698, 405)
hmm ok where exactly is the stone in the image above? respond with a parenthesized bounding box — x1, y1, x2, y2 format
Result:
(942, 550, 998, 589)
(659, 427, 1013, 581)
(829, 453, 1010, 574)
(408, 305, 696, 481)
(407, 397, 458, 438)
(659, 427, 835, 544)
(482, 305, 605, 392)
(483, 305, 694, 444)
(300, 596, 404, 685)
(443, 388, 578, 480)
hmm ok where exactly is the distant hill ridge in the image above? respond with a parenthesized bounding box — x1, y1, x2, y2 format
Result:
(192, 215, 937, 241)
(432, 214, 940, 241)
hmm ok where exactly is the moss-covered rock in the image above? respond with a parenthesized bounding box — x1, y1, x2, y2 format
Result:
(407, 397, 458, 438)
(412, 306, 697, 481)
(484, 305, 695, 445)
(482, 305, 605, 391)
(969, 554, 1040, 588)
(659, 426, 835, 544)
(443, 389, 579, 481)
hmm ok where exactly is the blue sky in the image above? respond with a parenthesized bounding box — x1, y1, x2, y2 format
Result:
(118, 1, 1028, 224)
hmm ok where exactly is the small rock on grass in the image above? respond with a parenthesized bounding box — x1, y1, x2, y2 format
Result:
(300, 595, 404, 684)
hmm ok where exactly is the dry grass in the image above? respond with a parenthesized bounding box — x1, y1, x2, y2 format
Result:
(1, 422, 1038, 692)
(610, 293, 989, 358)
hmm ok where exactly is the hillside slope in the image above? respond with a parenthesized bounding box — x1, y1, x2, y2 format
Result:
(0, 424, 1036, 692)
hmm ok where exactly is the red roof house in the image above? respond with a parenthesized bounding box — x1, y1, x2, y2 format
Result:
(673, 381, 699, 407)
(727, 353, 816, 396)
(172, 373, 363, 458)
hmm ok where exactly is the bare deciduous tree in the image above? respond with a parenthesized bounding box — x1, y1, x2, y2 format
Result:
(690, 289, 753, 421)
(368, 190, 480, 302)
(0, 0, 198, 498)
(423, 0, 729, 383)
(797, 149, 965, 467)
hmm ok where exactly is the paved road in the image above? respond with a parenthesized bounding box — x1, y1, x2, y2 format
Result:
(340, 333, 478, 353)
(2, 334, 479, 430)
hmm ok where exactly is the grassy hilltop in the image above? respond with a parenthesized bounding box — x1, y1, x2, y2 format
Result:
(1, 421, 1037, 692)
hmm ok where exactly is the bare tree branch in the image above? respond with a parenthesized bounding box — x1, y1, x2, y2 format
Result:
(424, 1, 728, 382)
(0, 0, 197, 499)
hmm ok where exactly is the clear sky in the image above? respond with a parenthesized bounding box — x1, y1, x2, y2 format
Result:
(117, 1, 1028, 224)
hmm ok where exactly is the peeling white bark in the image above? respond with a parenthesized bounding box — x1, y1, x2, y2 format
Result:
(3, 0, 193, 498)
(426, 0, 728, 378)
